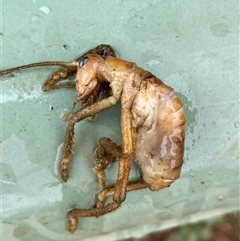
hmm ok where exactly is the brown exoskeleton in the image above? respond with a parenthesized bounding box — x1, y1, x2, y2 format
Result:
(1, 44, 185, 233)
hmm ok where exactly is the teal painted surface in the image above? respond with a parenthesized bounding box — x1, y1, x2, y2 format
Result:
(1, 0, 239, 240)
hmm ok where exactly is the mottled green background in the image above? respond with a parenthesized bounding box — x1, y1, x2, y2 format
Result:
(1, 0, 239, 241)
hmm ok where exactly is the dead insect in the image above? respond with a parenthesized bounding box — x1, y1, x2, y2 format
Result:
(1, 44, 186, 233)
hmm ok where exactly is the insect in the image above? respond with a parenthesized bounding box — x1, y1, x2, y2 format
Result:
(1, 44, 185, 233)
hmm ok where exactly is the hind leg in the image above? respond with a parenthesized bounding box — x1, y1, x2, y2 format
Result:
(92, 137, 148, 207)
(95, 180, 148, 207)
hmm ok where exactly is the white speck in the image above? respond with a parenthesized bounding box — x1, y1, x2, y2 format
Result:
(88, 25, 96, 30)
(146, 60, 160, 67)
(218, 195, 224, 201)
(39, 6, 50, 15)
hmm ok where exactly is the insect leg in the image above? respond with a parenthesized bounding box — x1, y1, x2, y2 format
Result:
(67, 202, 120, 233)
(95, 181, 148, 208)
(42, 67, 77, 91)
(50, 83, 76, 89)
(60, 94, 121, 182)
(113, 107, 134, 204)
(67, 181, 148, 233)
(93, 137, 121, 189)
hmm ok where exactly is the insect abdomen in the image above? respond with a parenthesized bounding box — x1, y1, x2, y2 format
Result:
(132, 77, 186, 191)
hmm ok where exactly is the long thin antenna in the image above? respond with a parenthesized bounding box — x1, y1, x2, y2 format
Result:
(0, 61, 78, 76)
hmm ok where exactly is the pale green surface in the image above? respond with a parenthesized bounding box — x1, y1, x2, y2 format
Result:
(1, 0, 239, 241)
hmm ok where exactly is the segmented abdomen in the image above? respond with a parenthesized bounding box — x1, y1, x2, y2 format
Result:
(132, 77, 185, 191)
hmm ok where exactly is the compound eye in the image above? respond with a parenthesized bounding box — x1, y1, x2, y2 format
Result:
(79, 56, 88, 68)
